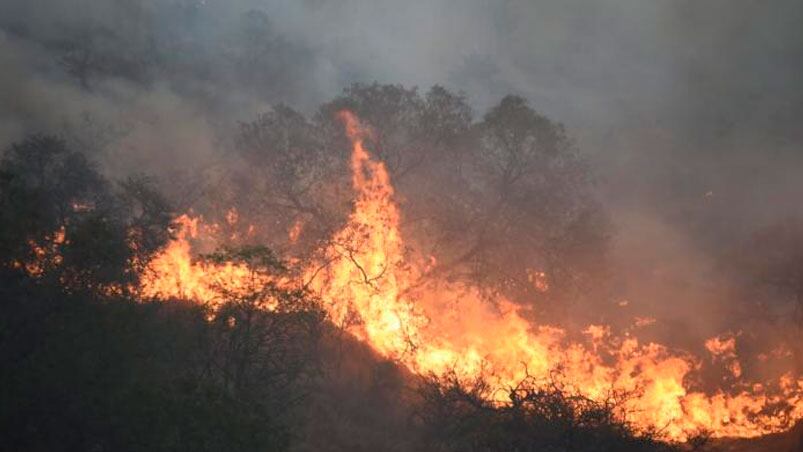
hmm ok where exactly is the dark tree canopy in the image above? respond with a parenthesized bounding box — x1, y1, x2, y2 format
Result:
(0, 143, 326, 450)
(0, 135, 172, 290)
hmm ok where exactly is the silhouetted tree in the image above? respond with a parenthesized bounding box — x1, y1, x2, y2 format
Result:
(231, 104, 344, 252)
(414, 372, 676, 452)
(0, 135, 172, 290)
(201, 245, 325, 418)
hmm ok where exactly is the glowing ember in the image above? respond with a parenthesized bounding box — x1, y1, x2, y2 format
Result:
(634, 316, 657, 328)
(14, 226, 67, 277)
(138, 111, 803, 442)
(288, 218, 304, 244)
(527, 269, 550, 292)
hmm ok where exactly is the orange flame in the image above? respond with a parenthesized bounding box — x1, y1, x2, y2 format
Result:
(139, 214, 275, 308)
(138, 111, 803, 442)
(706, 334, 738, 359)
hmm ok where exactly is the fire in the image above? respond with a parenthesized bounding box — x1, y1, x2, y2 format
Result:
(288, 218, 304, 244)
(139, 214, 275, 308)
(706, 334, 738, 359)
(225, 207, 238, 226)
(527, 269, 549, 292)
(14, 226, 67, 277)
(138, 111, 803, 442)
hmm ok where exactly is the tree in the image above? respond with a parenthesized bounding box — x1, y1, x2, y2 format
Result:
(231, 85, 610, 316)
(407, 94, 609, 313)
(0, 275, 313, 451)
(438, 95, 609, 302)
(230, 104, 347, 252)
(0, 135, 172, 291)
(0, 218, 325, 451)
(319, 83, 472, 180)
(201, 245, 325, 413)
(414, 372, 676, 452)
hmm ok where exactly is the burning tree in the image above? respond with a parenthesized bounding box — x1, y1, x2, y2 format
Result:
(225, 83, 610, 318)
(136, 108, 803, 443)
(415, 372, 681, 452)
(2, 93, 802, 451)
(0, 135, 172, 290)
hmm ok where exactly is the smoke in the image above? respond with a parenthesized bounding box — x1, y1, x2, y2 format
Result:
(1, 0, 801, 361)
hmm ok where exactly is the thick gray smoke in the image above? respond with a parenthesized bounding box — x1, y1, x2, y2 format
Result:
(1, 0, 801, 347)
(2, 0, 800, 209)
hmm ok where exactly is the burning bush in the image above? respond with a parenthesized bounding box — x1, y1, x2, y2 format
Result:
(414, 372, 683, 452)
